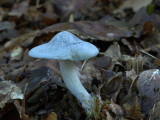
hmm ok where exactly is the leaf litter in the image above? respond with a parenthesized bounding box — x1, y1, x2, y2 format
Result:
(0, 0, 160, 119)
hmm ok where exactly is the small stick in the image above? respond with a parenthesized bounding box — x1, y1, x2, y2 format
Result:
(69, 14, 74, 22)
(139, 49, 157, 59)
(81, 60, 87, 70)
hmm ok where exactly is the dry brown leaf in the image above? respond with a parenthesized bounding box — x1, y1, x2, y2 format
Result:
(82, 58, 101, 82)
(154, 58, 160, 67)
(140, 32, 160, 58)
(101, 109, 114, 120)
(104, 42, 121, 61)
(0, 80, 24, 108)
(108, 100, 124, 117)
(21, 66, 51, 96)
(8, 1, 29, 17)
(129, 7, 160, 37)
(142, 21, 153, 34)
(46, 112, 58, 120)
(101, 69, 117, 82)
(41, 1, 57, 26)
(94, 56, 112, 70)
(149, 99, 160, 120)
(0, 21, 15, 31)
(121, 38, 134, 52)
(103, 42, 122, 71)
(121, 55, 144, 74)
(33, 20, 132, 43)
(126, 69, 137, 78)
(101, 74, 122, 101)
(0, 30, 39, 52)
(52, 0, 96, 16)
(10, 46, 23, 60)
(117, 0, 152, 12)
(124, 97, 144, 120)
(0, 21, 16, 43)
(101, 100, 124, 119)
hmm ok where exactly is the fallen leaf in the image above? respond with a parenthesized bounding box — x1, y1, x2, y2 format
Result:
(0, 30, 39, 52)
(104, 42, 121, 61)
(129, 7, 160, 37)
(0, 21, 15, 31)
(121, 54, 144, 74)
(124, 97, 144, 119)
(101, 109, 114, 120)
(117, 0, 152, 12)
(101, 69, 117, 82)
(41, 1, 57, 26)
(10, 46, 23, 60)
(52, 0, 96, 16)
(33, 20, 132, 43)
(82, 58, 101, 82)
(0, 21, 16, 43)
(8, 1, 29, 17)
(108, 100, 124, 117)
(0, 80, 24, 108)
(94, 56, 112, 70)
(142, 21, 153, 34)
(149, 99, 160, 120)
(121, 38, 134, 52)
(101, 74, 122, 100)
(154, 58, 160, 67)
(21, 66, 51, 95)
(46, 112, 58, 120)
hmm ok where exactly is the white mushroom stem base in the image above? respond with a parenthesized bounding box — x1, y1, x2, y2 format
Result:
(59, 60, 95, 111)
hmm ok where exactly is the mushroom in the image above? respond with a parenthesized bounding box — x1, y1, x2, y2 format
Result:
(28, 31, 99, 113)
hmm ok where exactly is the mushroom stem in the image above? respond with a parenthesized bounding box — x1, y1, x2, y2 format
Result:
(59, 60, 95, 111)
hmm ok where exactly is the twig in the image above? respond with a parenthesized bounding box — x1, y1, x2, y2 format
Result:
(81, 60, 87, 70)
(139, 49, 157, 59)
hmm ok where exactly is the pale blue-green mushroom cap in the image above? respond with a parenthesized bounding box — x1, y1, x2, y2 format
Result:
(29, 31, 99, 61)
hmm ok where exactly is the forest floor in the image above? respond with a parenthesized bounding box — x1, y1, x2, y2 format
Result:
(0, 0, 160, 120)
